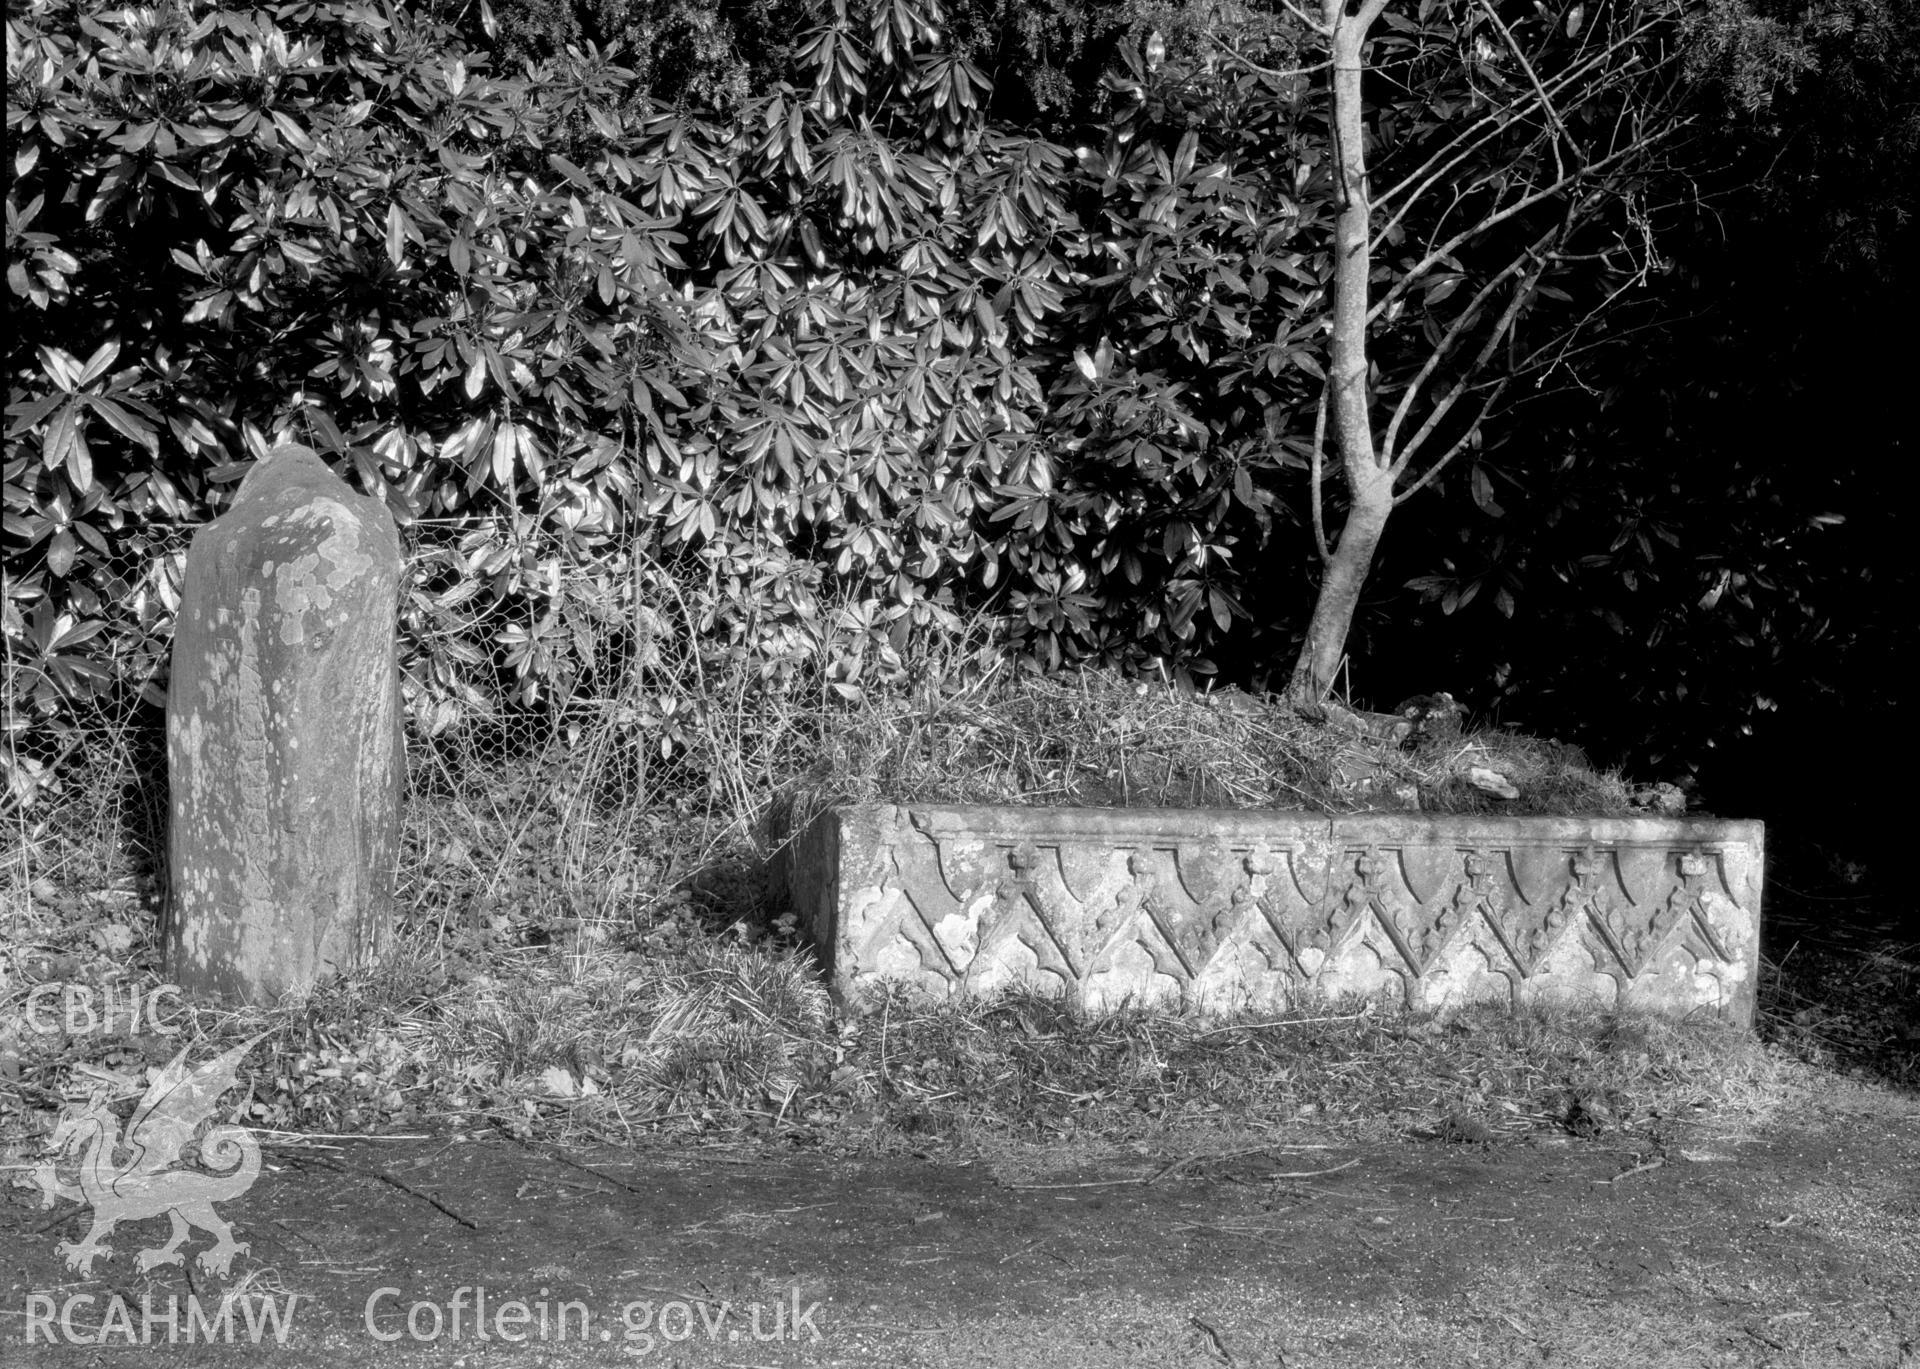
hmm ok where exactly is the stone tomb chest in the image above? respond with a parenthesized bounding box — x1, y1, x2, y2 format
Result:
(776, 806, 1763, 1025)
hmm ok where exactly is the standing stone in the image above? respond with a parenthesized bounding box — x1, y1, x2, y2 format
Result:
(165, 444, 404, 1004)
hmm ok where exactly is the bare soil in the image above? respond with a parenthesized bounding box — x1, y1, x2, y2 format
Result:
(4, 1074, 1913, 1369)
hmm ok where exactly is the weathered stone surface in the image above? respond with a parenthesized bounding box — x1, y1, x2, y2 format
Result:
(165, 445, 404, 1005)
(775, 805, 1763, 1024)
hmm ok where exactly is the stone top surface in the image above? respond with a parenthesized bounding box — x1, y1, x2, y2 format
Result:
(898, 802, 1761, 843)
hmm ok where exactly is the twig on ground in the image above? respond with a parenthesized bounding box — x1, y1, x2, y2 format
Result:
(257, 1130, 429, 1143)
(1498, 1311, 1539, 1341)
(1595, 1155, 1665, 1185)
(1195, 1013, 1368, 1037)
(1012, 1146, 1357, 1190)
(307, 1154, 480, 1229)
(1148, 1143, 1292, 1185)
(1191, 1314, 1238, 1365)
(1264, 1157, 1362, 1180)
(998, 1236, 1053, 1263)
(622, 1285, 733, 1310)
(31, 1206, 75, 1235)
(516, 1138, 652, 1196)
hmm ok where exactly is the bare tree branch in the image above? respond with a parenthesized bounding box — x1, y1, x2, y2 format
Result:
(1389, 253, 1547, 490)
(1212, 50, 1334, 83)
(1380, 224, 1560, 466)
(1389, 373, 1511, 505)
(1369, 18, 1674, 247)
(1475, 0, 1576, 181)
(1274, 0, 1330, 38)
(1368, 120, 1688, 326)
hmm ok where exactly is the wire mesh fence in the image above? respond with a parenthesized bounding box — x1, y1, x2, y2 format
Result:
(3, 518, 812, 930)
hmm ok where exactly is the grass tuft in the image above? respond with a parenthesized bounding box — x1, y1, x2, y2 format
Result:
(777, 667, 1635, 821)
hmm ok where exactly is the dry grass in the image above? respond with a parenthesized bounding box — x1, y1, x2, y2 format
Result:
(780, 666, 1633, 819)
(0, 647, 1897, 1166)
(0, 921, 1793, 1157)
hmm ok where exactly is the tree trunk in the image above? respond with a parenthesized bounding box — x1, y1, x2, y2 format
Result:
(1288, 0, 1394, 705)
(1289, 461, 1393, 700)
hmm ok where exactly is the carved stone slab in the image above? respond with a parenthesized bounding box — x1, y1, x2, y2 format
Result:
(165, 445, 404, 1005)
(774, 805, 1763, 1025)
